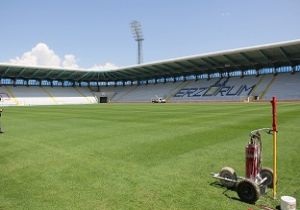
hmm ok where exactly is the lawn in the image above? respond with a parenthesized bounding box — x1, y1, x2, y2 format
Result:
(0, 103, 299, 209)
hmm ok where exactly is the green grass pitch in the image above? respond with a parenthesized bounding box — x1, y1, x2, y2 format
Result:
(0, 103, 299, 209)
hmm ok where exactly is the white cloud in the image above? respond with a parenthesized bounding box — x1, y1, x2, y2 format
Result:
(89, 62, 118, 71)
(62, 54, 79, 69)
(10, 43, 61, 67)
(8, 42, 118, 71)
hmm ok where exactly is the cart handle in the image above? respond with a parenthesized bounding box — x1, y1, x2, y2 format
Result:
(249, 128, 273, 137)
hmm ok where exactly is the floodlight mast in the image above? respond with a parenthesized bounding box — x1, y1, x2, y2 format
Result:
(130, 20, 144, 64)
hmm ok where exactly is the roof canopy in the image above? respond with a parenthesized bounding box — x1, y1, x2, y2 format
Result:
(1, 39, 300, 81)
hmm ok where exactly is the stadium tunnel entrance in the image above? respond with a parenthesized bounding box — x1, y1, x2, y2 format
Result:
(99, 97, 108, 103)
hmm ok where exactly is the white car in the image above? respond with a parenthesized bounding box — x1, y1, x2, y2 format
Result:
(151, 97, 166, 103)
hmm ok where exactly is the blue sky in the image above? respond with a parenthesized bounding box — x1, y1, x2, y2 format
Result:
(0, 0, 300, 69)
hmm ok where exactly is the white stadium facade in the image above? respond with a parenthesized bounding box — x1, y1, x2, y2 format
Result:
(0, 39, 300, 106)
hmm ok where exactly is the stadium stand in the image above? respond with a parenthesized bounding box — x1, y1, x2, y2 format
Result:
(88, 73, 300, 102)
(9, 86, 53, 106)
(0, 73, 300, 105)
(0, 86, 19, 106)
(264, 72, 300, 100)
(43, 87, 96, 105)
(99, 82, 185, 102)
(0, 87, 97, 106)
(0, 39, 300, 105)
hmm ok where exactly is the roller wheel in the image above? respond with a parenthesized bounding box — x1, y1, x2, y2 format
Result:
(260, 167, 273, 188)
(219, 167, 237, 188)
(237, 179, 260, 204)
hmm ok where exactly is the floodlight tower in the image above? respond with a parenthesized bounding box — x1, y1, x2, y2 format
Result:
(130, 20, 144, 64)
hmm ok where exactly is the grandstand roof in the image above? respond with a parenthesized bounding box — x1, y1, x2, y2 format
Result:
(1, 39, 300, 81)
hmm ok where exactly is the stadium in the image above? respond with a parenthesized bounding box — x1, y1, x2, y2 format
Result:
(1, 1, 300, 209)
(1, 39, 300, 209)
